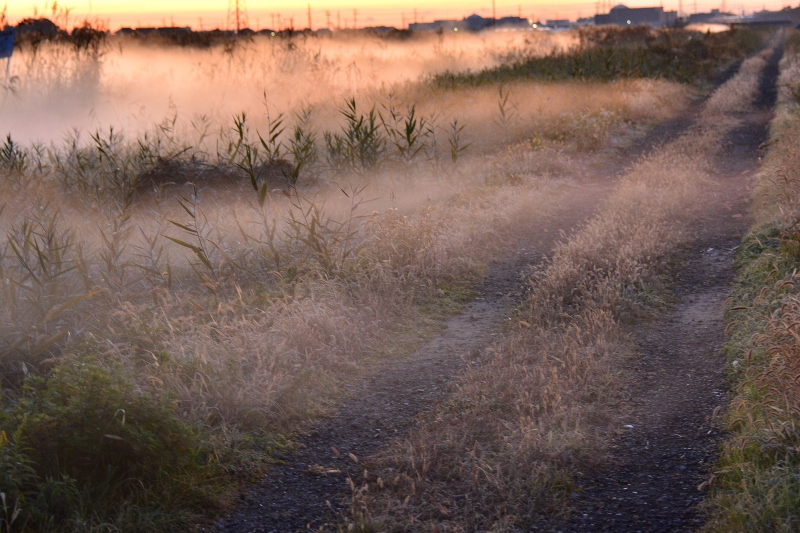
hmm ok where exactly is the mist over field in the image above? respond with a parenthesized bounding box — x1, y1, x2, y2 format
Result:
(1, 31, 574, 144)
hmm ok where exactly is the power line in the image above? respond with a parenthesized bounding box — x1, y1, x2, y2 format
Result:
(226, 0, 247, 32)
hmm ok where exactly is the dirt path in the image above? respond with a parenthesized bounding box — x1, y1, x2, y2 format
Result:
(212, 56, 770, 533)
(552, 42, 784, 533)
(214, 180, 610, 533)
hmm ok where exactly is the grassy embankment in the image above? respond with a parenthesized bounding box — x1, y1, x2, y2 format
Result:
(702, 31, 800, 532)
(349, 38, 775, 532)
(0, 27, 761, 531)
(434, 26, 763, 88)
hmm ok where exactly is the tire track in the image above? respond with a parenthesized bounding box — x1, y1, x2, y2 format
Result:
(553, 37, 784, 533)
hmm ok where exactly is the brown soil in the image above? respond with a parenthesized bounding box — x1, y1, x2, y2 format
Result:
(212, 48, 781, 532)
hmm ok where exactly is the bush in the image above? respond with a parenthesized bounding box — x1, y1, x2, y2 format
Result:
(0, 355, 227, 531)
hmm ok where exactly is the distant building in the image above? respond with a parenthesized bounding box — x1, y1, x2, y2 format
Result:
(688, 9, 735, 25)
(742, 6, 800, 26)
(465, 14, 492, 31)
(595, 5, 677, 27)
(495, 16, 531, 29)
(409, 14, 530, 33)
(408, 19, 466, 32)
(545, 19, 571, 29)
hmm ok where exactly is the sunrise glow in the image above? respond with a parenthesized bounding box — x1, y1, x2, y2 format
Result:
(5, 0, 797, 30)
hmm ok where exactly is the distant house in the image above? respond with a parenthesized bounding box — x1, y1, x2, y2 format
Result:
(595, 5, 678, 27)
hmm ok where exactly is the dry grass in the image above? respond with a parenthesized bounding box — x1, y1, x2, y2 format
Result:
(0, 30, 731, 531)
(349, 50, 772, 532)
(0, 78, 674, 529)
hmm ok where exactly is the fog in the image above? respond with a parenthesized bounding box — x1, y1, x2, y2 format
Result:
(1, 30, 575, 145)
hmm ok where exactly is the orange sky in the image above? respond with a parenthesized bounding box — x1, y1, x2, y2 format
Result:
(5, 0, 796, 30)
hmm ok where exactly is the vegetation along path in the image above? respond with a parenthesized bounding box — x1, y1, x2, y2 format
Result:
(214, 180, 612, 532)
(214, 45, 783, 533)
(555, 38, 784, 533)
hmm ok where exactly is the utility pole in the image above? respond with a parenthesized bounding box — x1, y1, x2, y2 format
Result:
(354, 8, 357, 29)
(326, 10, 331, 29)
(414, 8, 417, 24)
(227, 0, 248, 33)
(307, 4, 312, 30)
(492, 0, 496, 26)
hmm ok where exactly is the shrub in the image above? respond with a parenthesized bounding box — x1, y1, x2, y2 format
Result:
(0, 354, 227, 530)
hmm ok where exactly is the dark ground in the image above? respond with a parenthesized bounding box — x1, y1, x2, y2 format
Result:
(213, 41, 783, 533)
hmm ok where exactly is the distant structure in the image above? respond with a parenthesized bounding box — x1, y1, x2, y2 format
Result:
(742, 6, 800, 26)
(227, 0, 248, 33)
(687, 9, 735, 25)
(544, 19, 571, 29)
(595, 4, 678, 27)
(409, 13, 530, 33)
(409, 19, 465, 32)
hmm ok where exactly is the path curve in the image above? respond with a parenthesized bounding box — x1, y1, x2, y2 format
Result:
(213, 54, 763, 533)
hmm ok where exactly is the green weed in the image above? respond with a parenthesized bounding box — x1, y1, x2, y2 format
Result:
(703, 40, 800, 532)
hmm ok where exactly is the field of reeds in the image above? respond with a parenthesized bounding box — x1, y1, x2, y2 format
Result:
(347, 38, 775, 533)
(702, 30, 800, 532)
(0, 24, 765, 531)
